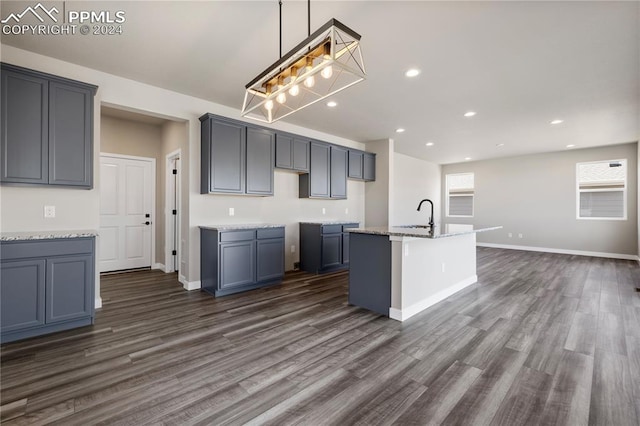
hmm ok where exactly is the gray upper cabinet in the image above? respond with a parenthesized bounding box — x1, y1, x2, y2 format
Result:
(348, 150, 376, 182)
(299, 142, 330, 198)
(200, 114, 274, 196)
(330, 146, 348, 199)
(49, 81, 93, 187)
(0, 63, 96, 189)
(201, 116, 246, 194)
(363, 153, 376, 181)
(246, 127, 274, 195)
(348, 150, 364, 179)
(276, 133, 310, 173)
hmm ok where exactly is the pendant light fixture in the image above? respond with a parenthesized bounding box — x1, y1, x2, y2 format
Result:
(241, 0, 366, 123)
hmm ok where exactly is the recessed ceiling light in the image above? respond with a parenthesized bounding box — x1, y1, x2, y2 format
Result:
(425, 142, 435, 147)
(327, 101, 337, 107)
(405, 69, 421, 77)
(550, 119, 564, 125)
(464, 157, 472, 161)
(566, 144, 576, 148)
(464, 111, 476, 117)
(496, 143, 505, 147)
(396, 128, 405, 133)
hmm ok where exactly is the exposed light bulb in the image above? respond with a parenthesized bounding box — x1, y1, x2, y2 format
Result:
(289, 84, 299, 96)
(276, 92, 286, 104)
(304, 75, 315, 88)
(321, 65, 333, 79)
(265, 100, 274, 111)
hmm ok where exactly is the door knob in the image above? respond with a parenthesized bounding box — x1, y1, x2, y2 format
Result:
(143, 221, 151, 225)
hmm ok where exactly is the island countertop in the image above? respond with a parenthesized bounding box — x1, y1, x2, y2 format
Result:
(0, 230, 99, 242)
(348, 224, 502, 239)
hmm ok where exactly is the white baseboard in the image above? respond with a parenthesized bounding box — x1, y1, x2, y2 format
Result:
(389, 275, 478, 322)
(95, 297, 103, 310)
(152, 263, 165, 271)
(477, 242, 639, 261)
(179, 274, 201, 291)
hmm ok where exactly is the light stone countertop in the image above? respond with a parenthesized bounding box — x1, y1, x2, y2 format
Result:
(299, 221, 360, 225)
(0, 230, 99, 242)
(348, 224, 502, 239)
(199, 224, 285, 231)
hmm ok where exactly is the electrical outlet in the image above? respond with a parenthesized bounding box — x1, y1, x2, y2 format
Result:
(518, 233, 523, 238)
(228, 207, 235, 216)
(508, 232, 513, 238)
(290, 245, 295, 253)
(441, 263, 446, 273)
(44, 205, 56, 218)
(322, 208, 326, 215)
(345, 208, 349, 215)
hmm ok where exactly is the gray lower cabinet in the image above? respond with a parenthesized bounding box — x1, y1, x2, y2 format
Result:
(300, 222, 359, 274)
(200, 114, 274, 196)
(200, 226, 285, 297)
(0, 238, 95, 344)
(1, 63, 96, 188)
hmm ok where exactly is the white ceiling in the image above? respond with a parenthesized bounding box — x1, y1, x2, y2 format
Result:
(2, 1, 638, 164)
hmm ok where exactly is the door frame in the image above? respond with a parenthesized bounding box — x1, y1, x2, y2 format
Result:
(165, 149, 182, 273)
(99, 152, 156, 272)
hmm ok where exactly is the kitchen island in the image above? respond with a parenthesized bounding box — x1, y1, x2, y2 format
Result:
(348, 224, 501, 321)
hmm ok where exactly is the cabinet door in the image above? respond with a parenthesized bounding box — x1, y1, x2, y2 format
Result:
(207, 118, 246, 193)
(348, 151, 363, 179)
(330, 146, 348, 199)
(1, 69, 49, 184)
(310, 142, 330, 198)
(246, 127, 275, 195)
(257, 238, 284, 282)
(1, 259, 46, 333)
(48, 81, 93, 187)
(219, 241, 255, 289)
(321, 234, 342, 269)
(275, 133, 293, 169)
(363, 153, 376, 181)
(46, 255, 93, 324)
(292, 139, 310, 172)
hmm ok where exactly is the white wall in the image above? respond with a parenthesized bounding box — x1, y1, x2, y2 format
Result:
(365, 139, 394, 227)
(0, 45, 367, 290)
(442, 143, 638, 257)
(392, 153, 441, 226)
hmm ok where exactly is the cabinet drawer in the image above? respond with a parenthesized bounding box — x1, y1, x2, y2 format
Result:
(1, 238, 94, 261)
(219, 230, 255, 242)
(257, 228, 284, 239)
(342, 223, 359, 231)
(321, 225, 342, 235)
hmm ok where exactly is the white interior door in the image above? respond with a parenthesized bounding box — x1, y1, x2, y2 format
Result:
(99, 155, 153, 272)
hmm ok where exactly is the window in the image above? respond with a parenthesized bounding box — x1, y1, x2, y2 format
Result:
(446, 173, 474, 217)
(577, 159, 627, 220)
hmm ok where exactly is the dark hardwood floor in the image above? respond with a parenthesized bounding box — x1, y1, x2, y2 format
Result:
(1, 248, 640, 425)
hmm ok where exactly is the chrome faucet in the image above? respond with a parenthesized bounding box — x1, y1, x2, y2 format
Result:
(417, 199, 435, 228)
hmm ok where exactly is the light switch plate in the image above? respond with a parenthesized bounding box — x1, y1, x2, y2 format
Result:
(229, 207, 235, 216)
(322, 208, 326, 215)
(44, 205, 56, 218)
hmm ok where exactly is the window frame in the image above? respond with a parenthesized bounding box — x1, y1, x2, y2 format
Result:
(446, 172, 475, 218)
(576, 158, 627, 221)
